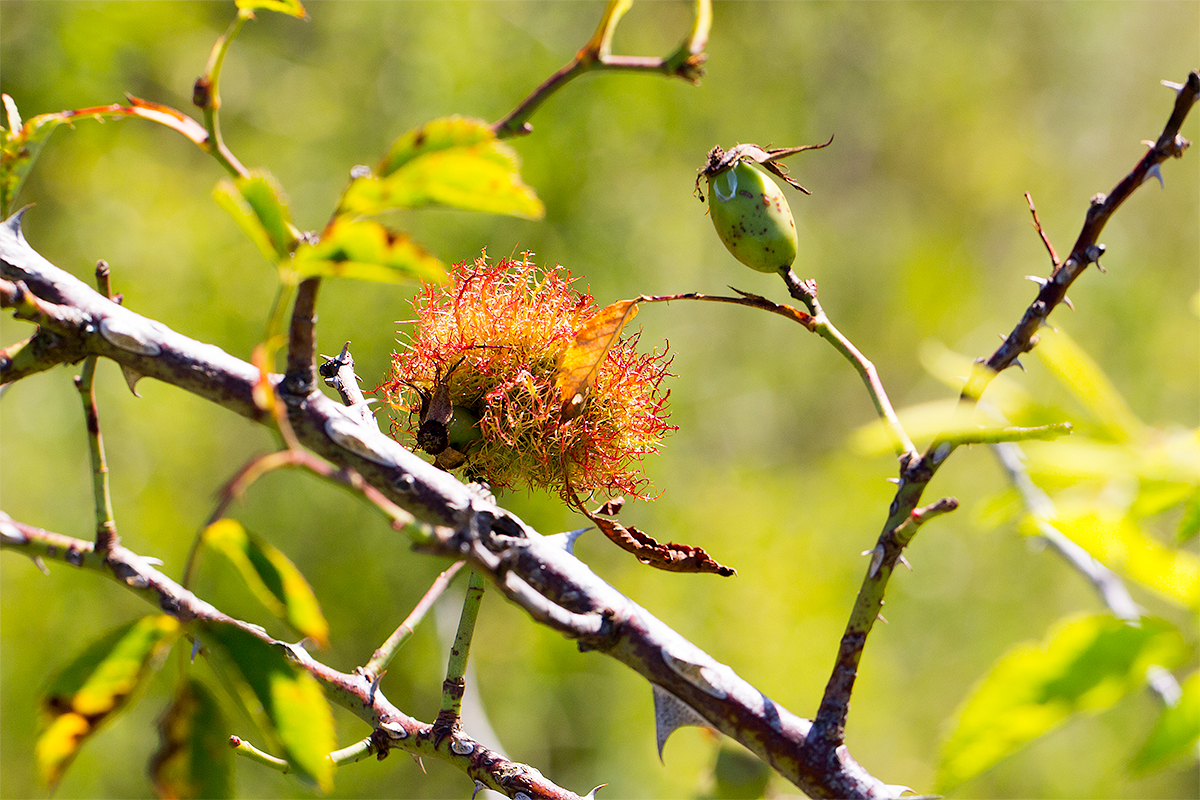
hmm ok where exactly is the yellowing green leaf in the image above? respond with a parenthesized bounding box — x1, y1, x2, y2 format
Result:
(918, 339, 1035, 412)
(1029, 504, 1200, 609)
(291, 217, 445, 285)
(712, 742, 771, 799)
(340, 116, 544, 219)
(150, 679, 235, 799)
(1035, 327, 1143, 442)
(555, 298, 640, 421)
(1131, 671, 1200, 774)
(852, 397, 1070, 454)
(202, 624, 335, 792)
(937, 614, 1187, 791)
(35, 713, 89, 789)
(237, 171, 294, 258)
(1, 96, 209, 217)
(2, 101, 76, 217)
(236, 0, 308, 18)
(203, 519, 329, 647)
(1178, 488, 1200, 543)
(214, 180, 277, 264)
(1023, 430, 1200, 489)
(213, 171, 295, 264)
(37, 616, 180, 786)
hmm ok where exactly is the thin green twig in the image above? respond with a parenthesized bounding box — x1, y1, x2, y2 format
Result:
(492, 0, 710, 139)
(364, 560, 467, 679)
(74, 260, 119, 551)
(779, 268, 918, 460)
(436, 570, 487, 731)
(194, 10, 252, 178)
(230, 735, 292, 773)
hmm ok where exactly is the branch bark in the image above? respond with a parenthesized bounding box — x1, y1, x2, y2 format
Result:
(0, 211, 894, 797)
(810, 69, 1199, 752)
(0, 514, 584, 800)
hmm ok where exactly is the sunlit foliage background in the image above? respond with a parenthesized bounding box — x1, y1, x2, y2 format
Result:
(1, 2, 1196, 797)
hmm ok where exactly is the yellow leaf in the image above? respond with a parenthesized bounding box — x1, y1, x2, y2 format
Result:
(554, 298, 640, 421)
(36, 712, 89, 787)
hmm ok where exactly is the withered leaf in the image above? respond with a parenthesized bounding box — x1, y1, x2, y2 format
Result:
(594, 497, 626, 517)
(590, 515, 735, 577)
(555, 298, 641, 422)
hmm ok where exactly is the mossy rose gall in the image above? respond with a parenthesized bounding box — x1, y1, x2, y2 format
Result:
(381, 254, 674, 500)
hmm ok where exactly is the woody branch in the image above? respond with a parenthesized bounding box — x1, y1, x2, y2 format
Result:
(0, 215, 890, 796)
(810, 70, 1198, 751)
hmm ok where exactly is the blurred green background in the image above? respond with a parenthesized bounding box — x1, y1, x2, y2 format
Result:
(1, 2, 1197, 797)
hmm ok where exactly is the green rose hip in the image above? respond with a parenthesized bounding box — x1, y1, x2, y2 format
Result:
(697, 138, 832, 274)
(707, 161, 797, 273)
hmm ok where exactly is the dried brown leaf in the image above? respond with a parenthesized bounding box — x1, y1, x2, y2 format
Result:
(590, 515, 735, 576)
(594, 497, 626, 517)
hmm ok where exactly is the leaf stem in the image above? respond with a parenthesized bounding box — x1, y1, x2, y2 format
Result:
(779, 268, 918, 460)
(435, 570, 487, 737)
(194, 10, 252, 178)
(230, 735, 292, 773)
(491, 0, 710, 139)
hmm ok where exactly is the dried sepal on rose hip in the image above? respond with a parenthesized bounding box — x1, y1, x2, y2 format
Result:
(380, 254, 674, 499)
(697, 138, 832, 274)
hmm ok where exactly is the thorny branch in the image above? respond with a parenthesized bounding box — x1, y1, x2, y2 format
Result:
(2, 65, 1195, 798)
(0, 515, 585, 800)
(0, 213, 894, 797)
(991, 442, 1183, 707)
(809, 71, 1198, 753)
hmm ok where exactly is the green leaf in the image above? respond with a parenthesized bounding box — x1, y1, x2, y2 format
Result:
(290, 216, 446, 285)
(937, 614, 1187, 791)
(150, 678, 235, 799)
(1, 97, 69, 218)
(202, 519, 329, 647)
(711, 743, 771, 799)
(213, 171, 295, 263)
(201, 623, 335, 792)
(1022, 428, 1200, 488)
(1029, 504, 1200, 609)
(236, 0, 308, 18)
(1177, 487, 1200, 543)
(852, 397, 1070, 454)
(340, 116, 544, 219)
(1131, 671, 1200, 774)
(1034, 327, 1144, 442)
(36, 615, 181, 787)
(2, 96, 210, 217)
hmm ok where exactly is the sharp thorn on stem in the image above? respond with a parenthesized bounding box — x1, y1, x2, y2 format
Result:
(1145, 163, 1165, 189)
